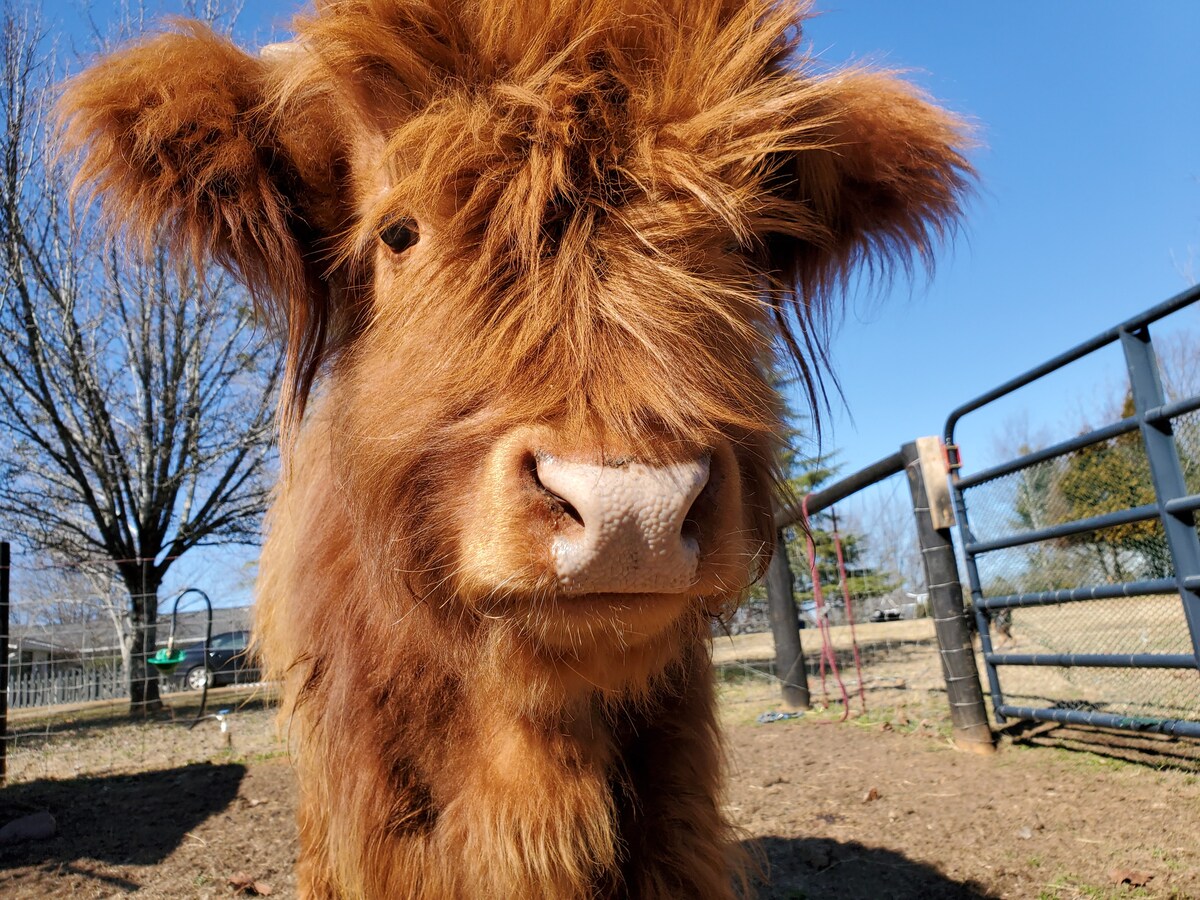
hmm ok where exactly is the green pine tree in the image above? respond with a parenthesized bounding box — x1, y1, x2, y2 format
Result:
(740, 363, 896, 627)
(1053, 395, 1167, 581)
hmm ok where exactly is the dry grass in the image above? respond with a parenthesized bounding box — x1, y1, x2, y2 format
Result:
(7, 602, 1198, 786)
(4, 685, 285, 784)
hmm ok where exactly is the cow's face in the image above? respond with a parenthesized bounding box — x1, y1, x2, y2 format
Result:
(61, 0, 971, 653)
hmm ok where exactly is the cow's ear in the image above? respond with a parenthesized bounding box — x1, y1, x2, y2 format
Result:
(59, 23, 349, 429)
(763, 69, 974, 296)
(750, 69, 973, 405)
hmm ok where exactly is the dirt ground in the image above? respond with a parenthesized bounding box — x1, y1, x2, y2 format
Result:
(1, 660, 1199, 898)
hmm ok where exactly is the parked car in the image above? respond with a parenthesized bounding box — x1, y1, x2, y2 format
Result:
(178, 630, 260, 690)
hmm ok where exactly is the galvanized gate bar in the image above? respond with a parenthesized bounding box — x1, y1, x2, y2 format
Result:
(987, 653, 1197, 668)
(944, 283, 1200, 452)
(1119, 327, 1200, 668)
(957, 393, 1200, 492)
(965, 503, 1161, 555)
(979, 579, 1178, 610)
(775, 450, 905, 528)
(994, 705, 1200, 738)
(947, 480, 1006, 719)
(1164, 494, 1200, 516)
(956, 415, 1141, 490)
(1145, 392, 1200, 425)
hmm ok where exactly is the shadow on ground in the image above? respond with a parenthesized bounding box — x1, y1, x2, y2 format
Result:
(999, 718, 1200, 773)
(745, 835, 999, 900)
(0, 762, 245, 874)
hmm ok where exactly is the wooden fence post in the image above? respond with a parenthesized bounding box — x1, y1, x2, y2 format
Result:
(901, 439, 995, 754)
(766, 529, 810, 709)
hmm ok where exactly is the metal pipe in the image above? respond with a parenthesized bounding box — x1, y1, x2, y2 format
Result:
(776, 451, 904, 528)
(944, 283, 1200, 448)
(996, 704, 1200, 738)
(161, 588, 215, 730)
(948, 459, 1006, 720)
(1144, 391, 1200, 425)
(1164, 494, 1200, 517)
(965, 503, 1160, 555)
(987, 653, 1197, 669)
(979, 579, 1178, 610)
(1120, 328, 1200, 671)
(955, 416, 1139, 490)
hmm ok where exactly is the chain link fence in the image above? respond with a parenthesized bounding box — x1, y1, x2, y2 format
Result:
(948, 288, 1200, 749)
(1, 555, 279, 784)
(961, 457, 1200, 724)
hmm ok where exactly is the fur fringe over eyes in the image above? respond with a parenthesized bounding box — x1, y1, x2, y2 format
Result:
(60, 0, 972, 435)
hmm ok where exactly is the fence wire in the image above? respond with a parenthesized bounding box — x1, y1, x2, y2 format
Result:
(2, 577, 274, 784)
(959, 424, 1200, 730)
(713, 472, 965, 731)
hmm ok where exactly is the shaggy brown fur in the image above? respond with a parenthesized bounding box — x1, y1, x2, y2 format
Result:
(61, 1, 971, 896)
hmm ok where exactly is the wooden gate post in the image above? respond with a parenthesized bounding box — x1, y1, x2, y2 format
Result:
(766, 529, 810, 710)
(901, 440, 995, 754)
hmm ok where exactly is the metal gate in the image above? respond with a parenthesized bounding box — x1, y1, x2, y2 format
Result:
(945, 285, 1200, 737)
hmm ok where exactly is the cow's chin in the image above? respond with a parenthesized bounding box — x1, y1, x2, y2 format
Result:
(462, 581, 702, 655)
(528, 589, 698, 653)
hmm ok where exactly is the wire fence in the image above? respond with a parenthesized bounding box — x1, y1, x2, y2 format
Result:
(10, 306, 1200, 787)
(714, 470, 964, 734)
(960, 433, 1200, 725)
(946, 289, 1200, 746)
(1, 572, 276, 784)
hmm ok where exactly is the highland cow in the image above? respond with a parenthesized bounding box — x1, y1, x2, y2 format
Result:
(62, 1, 971, 896)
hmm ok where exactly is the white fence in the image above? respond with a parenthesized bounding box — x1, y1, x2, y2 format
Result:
(6, 667, 128, 709)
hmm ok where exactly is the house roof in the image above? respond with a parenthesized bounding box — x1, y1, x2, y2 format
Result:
(7, 605, 254, 656)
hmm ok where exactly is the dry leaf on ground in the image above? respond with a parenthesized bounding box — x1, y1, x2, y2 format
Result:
(228, 871, 274, 896)
(1109, 869, 1153, 887)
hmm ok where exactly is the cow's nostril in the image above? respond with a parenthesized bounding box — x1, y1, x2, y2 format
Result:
(553, 495, 584, 528)
(681, 473, 714, 547)
(681, 516, 701, 546)
(531, 455, 586, 528)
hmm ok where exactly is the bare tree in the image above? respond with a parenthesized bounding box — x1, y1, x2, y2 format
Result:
(846, 482, 925, 594)
(0, 7, 279, 713)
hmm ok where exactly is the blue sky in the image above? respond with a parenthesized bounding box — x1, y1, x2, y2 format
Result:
(799, 3, 1199, 474)
(40, 1, 1200, 603)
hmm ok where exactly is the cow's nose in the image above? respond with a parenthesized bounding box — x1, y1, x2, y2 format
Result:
(533, 454, 710, 594)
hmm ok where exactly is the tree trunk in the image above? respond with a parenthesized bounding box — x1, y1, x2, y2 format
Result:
(124, 566, 162, 716)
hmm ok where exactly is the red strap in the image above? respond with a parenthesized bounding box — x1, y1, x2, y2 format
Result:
(800, 495, 851, 720)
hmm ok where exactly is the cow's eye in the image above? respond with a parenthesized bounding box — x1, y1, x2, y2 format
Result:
(380, 217, 419, 253)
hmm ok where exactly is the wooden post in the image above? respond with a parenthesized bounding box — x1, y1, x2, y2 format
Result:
(766, 529, 810, 709)
(902, 440, 995, 754)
